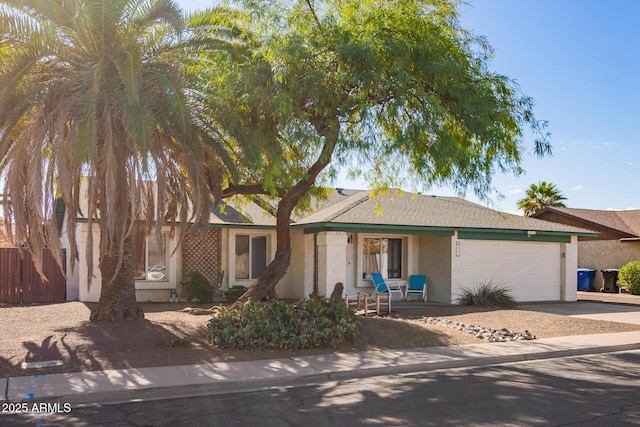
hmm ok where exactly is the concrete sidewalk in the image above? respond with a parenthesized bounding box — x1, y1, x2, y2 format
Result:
(3, 331, 640, 406)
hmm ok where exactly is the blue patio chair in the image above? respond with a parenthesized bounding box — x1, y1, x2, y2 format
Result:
(371, 272, 404, 301)
(405, 275, 427, 302)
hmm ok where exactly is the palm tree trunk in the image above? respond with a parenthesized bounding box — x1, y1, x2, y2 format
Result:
(90, 222, 144, 322)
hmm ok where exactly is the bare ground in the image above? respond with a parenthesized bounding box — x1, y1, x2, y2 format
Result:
(1, 301, 639, 378)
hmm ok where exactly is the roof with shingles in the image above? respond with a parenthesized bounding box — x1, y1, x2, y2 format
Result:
(209, 197, 277, 227)
(66, 184, 598, 235)
(534, 207, 640, 237)
(294, 189, 598, 235)
(210, 189, 364, 227)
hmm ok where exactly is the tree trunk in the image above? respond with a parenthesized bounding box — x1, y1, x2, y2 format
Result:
(90, 225, 144, 322)
(231, 196, 295, 306)
(231, 120, 340, 306)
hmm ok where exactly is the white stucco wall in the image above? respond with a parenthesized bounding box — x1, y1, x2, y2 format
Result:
(345, 233, 357, 292)
(562, 236, 578, 301)
(316, 231, 348, 297)
(219, 228, 230, 289)
(60, 214, 80, 301)
(70, 223, 182, 303)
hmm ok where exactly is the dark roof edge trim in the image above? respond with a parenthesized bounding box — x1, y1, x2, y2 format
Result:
(455, 227, 598, 238)
(458, 230, 570, 243)
(299, 223, 454, 236)
(296, 223, 597, 238)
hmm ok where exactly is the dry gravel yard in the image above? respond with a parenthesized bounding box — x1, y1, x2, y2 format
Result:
(1, 301, 639, 378)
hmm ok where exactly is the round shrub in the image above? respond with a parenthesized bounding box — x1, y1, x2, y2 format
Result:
(618, 261, 640, 295)
(183, 271, 212, 303)
(224, 285, 248, 303)
(208, 295, 360, 350)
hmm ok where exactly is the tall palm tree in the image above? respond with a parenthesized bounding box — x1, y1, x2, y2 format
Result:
(518, 181, 567, 216)
(0, 0, 235, 321)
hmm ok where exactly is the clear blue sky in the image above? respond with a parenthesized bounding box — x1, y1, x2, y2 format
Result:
(177, 0, 640, 213)
(454, 0, 640, 213)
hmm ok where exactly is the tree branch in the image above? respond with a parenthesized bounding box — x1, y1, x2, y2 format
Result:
(221, 184, 286, 198)
(304, 0, 322, 27)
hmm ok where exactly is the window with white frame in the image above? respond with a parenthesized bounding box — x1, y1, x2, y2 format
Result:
(235, 234, 267, 280)
(363, 237, 402, 279)
(134, 231, 168, 281)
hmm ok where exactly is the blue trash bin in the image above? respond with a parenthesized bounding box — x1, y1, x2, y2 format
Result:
(577, 268, 596, 291)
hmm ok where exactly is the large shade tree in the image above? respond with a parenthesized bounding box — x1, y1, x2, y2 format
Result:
(518, 181, 567, 216)
(0, 0, 236, 321)
(199, 0, 552, 304)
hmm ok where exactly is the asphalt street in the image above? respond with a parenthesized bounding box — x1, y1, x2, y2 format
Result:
(3, 349, 640, 426)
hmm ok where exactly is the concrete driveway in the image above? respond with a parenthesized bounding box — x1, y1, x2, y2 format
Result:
(523, 301, 640, 325)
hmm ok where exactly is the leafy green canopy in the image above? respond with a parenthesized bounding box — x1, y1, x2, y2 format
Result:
(201, 0, 550, 201)
(0, 0, 236, 280)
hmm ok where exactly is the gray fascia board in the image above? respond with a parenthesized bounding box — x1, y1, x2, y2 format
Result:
(296, 223, 455, 235)
(455, 227, 598, 238)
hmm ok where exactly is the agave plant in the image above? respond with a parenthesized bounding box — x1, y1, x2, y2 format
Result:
(457, 282, 517, 308)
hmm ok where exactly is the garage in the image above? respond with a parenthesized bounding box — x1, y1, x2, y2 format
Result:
(455, 240, 562, 302)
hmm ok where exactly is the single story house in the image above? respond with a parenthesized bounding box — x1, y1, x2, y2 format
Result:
(533, 207, 640, 288)
(61, 188, 597, 304)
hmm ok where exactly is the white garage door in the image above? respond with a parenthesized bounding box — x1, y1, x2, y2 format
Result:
(457, 240, 561, 302)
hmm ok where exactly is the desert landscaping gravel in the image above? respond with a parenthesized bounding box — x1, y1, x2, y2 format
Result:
(1, 301, 639, 378)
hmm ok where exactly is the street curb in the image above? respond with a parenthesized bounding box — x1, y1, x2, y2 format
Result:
(5, 342, 640, 407)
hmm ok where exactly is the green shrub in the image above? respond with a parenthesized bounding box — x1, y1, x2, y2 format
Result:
(208, 295, 360, 350)
(618, 261, 640, 295)
(224, 285, 248, 303)
(457, 282, 517, 308)
(183, 271, 212, 303)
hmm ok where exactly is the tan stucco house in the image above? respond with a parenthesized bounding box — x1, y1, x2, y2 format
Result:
(61, 189, 597, 304)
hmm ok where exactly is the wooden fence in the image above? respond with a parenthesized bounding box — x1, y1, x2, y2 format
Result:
(0, 248, 66, 304)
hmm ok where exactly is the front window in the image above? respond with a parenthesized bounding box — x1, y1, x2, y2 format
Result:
(236, 235, 267, 280)
(134, 231, 167, 281)
(363, 237, 402, 279)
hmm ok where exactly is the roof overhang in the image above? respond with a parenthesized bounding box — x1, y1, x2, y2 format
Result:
(295, 222, 598, 242)
(296, 222, 454, 236)
(456, 229, 595, 243)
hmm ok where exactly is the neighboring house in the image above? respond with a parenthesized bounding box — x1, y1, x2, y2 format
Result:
(533, 207, 640, 288)
(61, 188, 597, 304)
